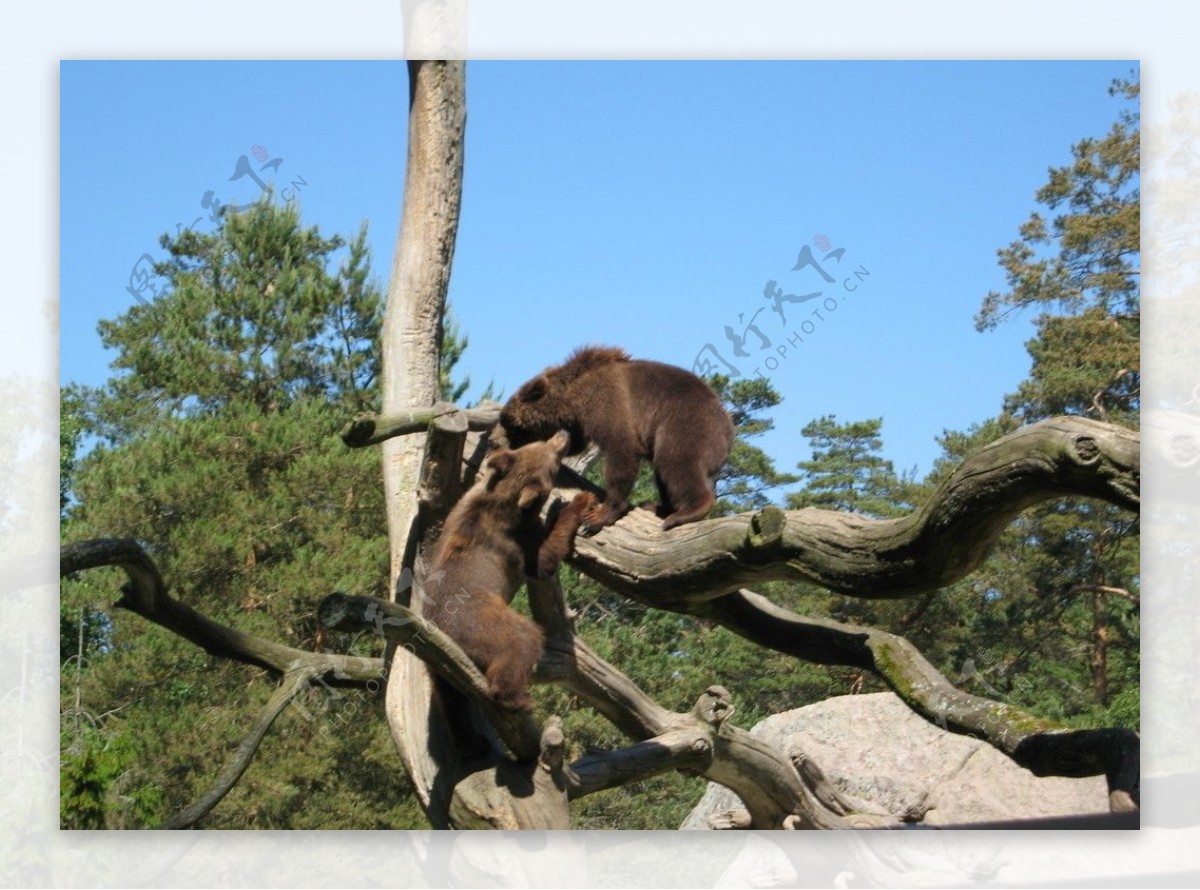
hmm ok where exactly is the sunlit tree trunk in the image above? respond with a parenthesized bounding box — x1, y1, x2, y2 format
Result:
(381, 59, 466, 826)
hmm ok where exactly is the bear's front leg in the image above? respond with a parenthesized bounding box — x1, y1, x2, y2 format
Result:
(581, 450, 639, 534)
(536, 491, 598, 579)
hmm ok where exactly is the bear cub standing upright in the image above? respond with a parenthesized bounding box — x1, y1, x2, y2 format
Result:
(498, 346, 734, 532)
(422, 430, 595, 712)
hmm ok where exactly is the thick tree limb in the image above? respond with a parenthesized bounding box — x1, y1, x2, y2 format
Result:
(567, 416, 1139, 605)
(342, 410, 1138, 607)
(60, 539, 382, 683)
(341, 403, 499, 447)
(564, 729, 711, 799)
(702, 588, 1140, 810)
(562, 687, 728, 800)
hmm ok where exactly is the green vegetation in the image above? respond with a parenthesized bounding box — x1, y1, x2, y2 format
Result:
(60, 199, 419, 829)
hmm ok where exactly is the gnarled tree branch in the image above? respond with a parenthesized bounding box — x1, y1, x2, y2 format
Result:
(703, 588, 1139, 811)
(565, 416, 1138, 606)
(341, 402, 500, 448)
(60, 538, 385, 828)
(337, 409, 1140, 822)
(159, 666, 318, 829)
(60, 539, 382, 683)
(318, 590, 892, 828)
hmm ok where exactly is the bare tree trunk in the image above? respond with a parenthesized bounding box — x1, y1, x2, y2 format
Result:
(380, 59, 465, 826)
(380, 59, 464, 567)
(379, 60, 575, 830)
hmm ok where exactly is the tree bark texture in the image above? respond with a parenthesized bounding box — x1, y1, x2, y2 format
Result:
(565, 416, 1138, 607)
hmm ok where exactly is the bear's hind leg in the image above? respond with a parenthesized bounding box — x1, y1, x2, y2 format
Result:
(582, 448, 640, 534)
(660, 487, 716, 530)
(483, 611, 546, 712)
(655, 447, 719, 531)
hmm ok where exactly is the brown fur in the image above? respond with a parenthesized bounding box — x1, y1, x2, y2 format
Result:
(499, 346, 735, 532)
(422, 430, 596, 711)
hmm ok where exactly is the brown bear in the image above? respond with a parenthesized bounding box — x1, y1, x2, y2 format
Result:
(421, 430, 596, 712)
(497, 346, 735, 533)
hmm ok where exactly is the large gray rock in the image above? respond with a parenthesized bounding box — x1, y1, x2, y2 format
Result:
(683, 692, 1109, 828)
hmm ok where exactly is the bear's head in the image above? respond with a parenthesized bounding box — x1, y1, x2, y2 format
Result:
(498, 346, 630, 450)
(498, 374, 567, 448)
(485, 429, 570, 510)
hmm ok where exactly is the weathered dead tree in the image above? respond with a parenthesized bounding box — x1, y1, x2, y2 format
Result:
(60, 413, 1140, 827)
(376, 58, 576, 829)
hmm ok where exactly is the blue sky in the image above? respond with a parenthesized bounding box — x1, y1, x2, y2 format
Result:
(61, 60, 1137, 483)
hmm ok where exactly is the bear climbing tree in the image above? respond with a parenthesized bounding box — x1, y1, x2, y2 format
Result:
(423, 431, 596, 713)
(60, 60, 1140, 830)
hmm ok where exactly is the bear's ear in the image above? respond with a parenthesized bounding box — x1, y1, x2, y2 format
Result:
(487, 449, 516, 480)
(549, 429, 570, 455)
(521, 376, 548, 402)
(517, 484, 543, 510)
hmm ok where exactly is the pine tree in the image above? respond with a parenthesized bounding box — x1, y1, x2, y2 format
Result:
(927, 75, 1141, 725)
(775, 416, 920, 636)
(61, 199, 429, 828)
(977, 75, 1139, 426)
(786, 415, 916, 519)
